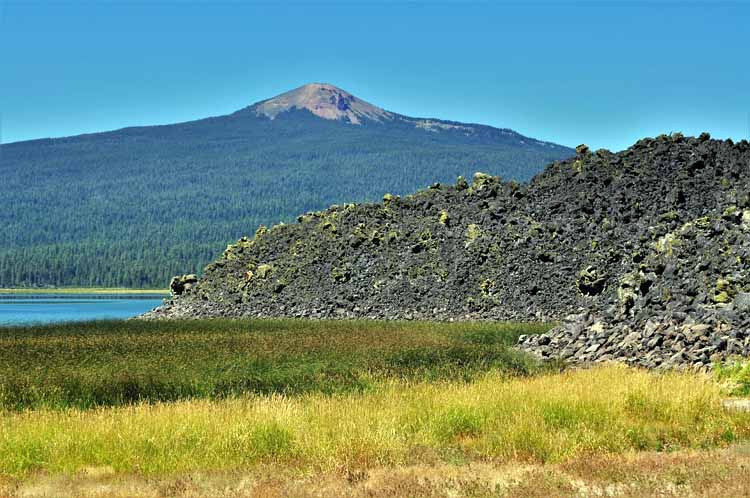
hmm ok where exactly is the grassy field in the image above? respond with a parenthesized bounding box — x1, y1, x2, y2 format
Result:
(0, 288, 168, 295)
(1, 367, 749, 481)
(2, 319, 750, 497)
(0, 319, 551, 410)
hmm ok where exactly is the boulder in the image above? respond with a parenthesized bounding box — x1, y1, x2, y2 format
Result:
(170, 274, 198, 296)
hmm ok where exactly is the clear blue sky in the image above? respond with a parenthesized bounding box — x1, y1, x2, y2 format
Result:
(2, 1, 749, 151)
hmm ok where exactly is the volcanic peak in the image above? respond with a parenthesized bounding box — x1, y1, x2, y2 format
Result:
(253, 82, 393, 124)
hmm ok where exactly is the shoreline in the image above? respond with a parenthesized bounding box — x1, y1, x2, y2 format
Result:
(0, 288, 169, 295)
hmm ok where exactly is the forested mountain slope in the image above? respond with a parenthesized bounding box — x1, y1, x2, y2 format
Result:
(0, 83, 572, 288)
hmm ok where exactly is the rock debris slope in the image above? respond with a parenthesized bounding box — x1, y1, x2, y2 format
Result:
(145, 134, 750, 368)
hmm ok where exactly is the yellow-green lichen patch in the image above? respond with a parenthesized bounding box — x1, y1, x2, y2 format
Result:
(714, 278, 736, 304)
(654, 232, 679, 256)
(468, 172, 499, 194)
(694, 216, 711, 229)
(617, 272, 643, 313)
(465, 224, 482, 247)
(348, 224, 368, 248)
(455, 175, 469, 190)
(438, 210, 450, 225)
(576, 266, 606, 296)
(742, 209, 750, 229)
(723, 205, 738, 217)
(319, 220, 337, 234)
(256, 264, 273, 280)
(331, 266, 352, 283)
(383, 193, 399, 205)
(659, 211, 679, 222)
(479, 279, 495, 297)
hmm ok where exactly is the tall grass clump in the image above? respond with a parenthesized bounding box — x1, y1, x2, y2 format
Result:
(714, 357, 750, 396)
(1, 365, 747, 477)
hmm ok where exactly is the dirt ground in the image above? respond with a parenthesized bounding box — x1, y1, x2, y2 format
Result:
(3, 444, 750, 498)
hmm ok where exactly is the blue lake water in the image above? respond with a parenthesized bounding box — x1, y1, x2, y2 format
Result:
(0, 294, 167, 325)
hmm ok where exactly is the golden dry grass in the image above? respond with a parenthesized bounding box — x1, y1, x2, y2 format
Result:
(2, 365, 748, 480)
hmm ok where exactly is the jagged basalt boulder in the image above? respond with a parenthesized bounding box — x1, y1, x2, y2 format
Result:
(169, 274, 198, 296)
(144, 136, 750, 368)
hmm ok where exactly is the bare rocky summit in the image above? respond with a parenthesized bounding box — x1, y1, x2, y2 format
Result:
(144, 134, 750, 368)
(253, 83, 394, 124)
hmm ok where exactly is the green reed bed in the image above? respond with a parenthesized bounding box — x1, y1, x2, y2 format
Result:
(0, 319, 552, 410)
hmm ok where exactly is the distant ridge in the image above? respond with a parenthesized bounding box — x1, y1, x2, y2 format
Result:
(0, 83, 573, 288)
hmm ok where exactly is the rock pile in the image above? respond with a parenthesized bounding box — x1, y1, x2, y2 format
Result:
(519, 203, 750, 368)
(144, 134, 750, 367)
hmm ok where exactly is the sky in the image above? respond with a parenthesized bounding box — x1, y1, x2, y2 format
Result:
(1, 1, 749, 151)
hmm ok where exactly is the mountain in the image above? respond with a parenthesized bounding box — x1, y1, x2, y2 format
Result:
(252, 83, 392, 123)
(0, 83, 573, 288)
(145, 134, 750, 368)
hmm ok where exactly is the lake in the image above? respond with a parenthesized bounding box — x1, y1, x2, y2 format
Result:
(0, 294, 167, 325)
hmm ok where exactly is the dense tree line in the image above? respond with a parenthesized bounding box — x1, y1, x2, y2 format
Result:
(0, 109, 572, 288)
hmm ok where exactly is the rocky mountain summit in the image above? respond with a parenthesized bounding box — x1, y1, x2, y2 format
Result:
(252, 83, 394, 124)
(145, 134, 750, 368)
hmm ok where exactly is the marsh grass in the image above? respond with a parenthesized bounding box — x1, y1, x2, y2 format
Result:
(0, 319, 551, 409)
(714, 357, 750, 396)
(1, 366, 748, 478)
